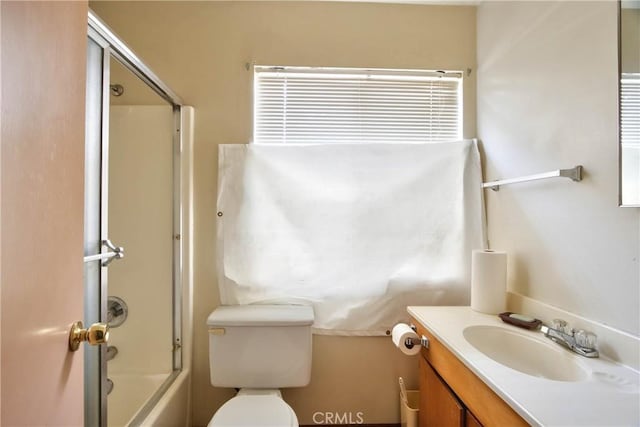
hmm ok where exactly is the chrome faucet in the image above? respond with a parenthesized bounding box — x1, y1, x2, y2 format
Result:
(540, 319, 599, 358)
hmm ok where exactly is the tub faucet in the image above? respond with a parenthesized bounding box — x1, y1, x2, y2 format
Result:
(540, 319, 599, 358)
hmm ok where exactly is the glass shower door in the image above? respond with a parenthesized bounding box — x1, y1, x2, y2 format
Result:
(105, 56, 176, 426)
(84, 33, 108, 427)
(84, 12, 183, 427)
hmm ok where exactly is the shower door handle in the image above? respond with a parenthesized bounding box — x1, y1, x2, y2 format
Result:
(83, 239, 125, 266)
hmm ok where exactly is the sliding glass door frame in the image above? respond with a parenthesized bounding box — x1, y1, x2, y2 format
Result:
(84, 28, 110, 427)
(85, 11, 184, 427)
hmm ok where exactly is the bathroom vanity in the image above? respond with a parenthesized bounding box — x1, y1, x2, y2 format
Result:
(408, 306, 640, 427)
(413, 323, 526, 426)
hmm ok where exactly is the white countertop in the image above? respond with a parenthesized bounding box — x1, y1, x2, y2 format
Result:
(408, 306, 640, 427)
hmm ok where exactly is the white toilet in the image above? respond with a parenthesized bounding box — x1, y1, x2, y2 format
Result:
(206, 304, 314, 427)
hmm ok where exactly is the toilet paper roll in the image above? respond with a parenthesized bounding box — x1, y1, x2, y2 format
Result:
(471, 249, 507, 314)
(391, 323, 421, 356)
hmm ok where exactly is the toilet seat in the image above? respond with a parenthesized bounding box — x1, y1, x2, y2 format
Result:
(208, 395, 298, 427)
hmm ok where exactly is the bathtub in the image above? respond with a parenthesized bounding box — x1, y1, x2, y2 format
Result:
(108, 370, 190, 427)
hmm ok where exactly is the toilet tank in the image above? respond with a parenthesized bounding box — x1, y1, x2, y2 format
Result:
(207, 305, 314, 388)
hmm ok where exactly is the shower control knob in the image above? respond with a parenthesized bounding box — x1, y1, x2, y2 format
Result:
(68, 321, 109, 352)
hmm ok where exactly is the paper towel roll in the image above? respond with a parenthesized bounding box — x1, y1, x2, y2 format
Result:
(391, 323, 421, 356)
(471, 249, 507, 314)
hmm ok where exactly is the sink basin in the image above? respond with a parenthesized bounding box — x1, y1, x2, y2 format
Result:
(463, 325, 589, 382)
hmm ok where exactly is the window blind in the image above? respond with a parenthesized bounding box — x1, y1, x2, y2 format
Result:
(621, 73, 640, 146)
(253, 66, 463, 144)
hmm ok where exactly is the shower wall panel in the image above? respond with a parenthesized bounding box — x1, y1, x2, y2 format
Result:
(108, 105, 174, 376)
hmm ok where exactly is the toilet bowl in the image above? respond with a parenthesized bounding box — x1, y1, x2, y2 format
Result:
(208, 389, 297, 427)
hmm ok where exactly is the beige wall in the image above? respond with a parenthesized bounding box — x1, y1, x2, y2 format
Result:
(477, 0, 639, 341)
(110, 58, 167, 106)
(90, 2, 477, 425)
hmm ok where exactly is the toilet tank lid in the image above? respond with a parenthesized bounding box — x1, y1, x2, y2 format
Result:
(207, 304, 314, 327)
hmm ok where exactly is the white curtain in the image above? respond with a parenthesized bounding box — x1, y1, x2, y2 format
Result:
(216, 140, 486, 335)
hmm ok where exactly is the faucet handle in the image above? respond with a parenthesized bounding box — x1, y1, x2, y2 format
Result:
(574, 329, 597, 350)
(551, 319, 569, 334)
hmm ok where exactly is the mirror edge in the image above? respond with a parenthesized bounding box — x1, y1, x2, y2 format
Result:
(619, 0, 640, 207)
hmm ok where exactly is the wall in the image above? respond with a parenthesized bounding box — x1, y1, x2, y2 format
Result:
(89, 2, 477, 424)
(110, 57, 167, 106)
(477, 0, 640, 342)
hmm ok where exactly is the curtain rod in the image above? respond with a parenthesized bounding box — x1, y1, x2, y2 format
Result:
(483, 166, 583, 191)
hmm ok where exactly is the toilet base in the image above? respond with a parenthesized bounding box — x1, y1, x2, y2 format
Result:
(208, 389, 298, 427)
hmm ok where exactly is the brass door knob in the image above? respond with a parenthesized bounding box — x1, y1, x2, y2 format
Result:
(68, 321, 109, 351)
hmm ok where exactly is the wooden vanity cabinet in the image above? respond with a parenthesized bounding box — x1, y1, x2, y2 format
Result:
(466, 411, 482, 427)
(419, 357, 464, 426)
(411, 318, 529, 427)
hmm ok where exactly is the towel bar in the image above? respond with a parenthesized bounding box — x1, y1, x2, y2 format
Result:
(483, 165, 583, 191)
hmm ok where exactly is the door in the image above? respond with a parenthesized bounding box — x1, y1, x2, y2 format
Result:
(420, 357, 465, 427)
(1, 1, 88, 425)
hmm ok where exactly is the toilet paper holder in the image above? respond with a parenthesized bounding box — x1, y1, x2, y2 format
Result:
(406, 325, 429, 349)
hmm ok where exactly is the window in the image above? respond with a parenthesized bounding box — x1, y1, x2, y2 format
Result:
(253, 66, 463, 144)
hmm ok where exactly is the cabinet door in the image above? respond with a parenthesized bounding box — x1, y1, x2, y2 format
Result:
(420, 357, 465, 427)
(466, 410, 482, 427)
